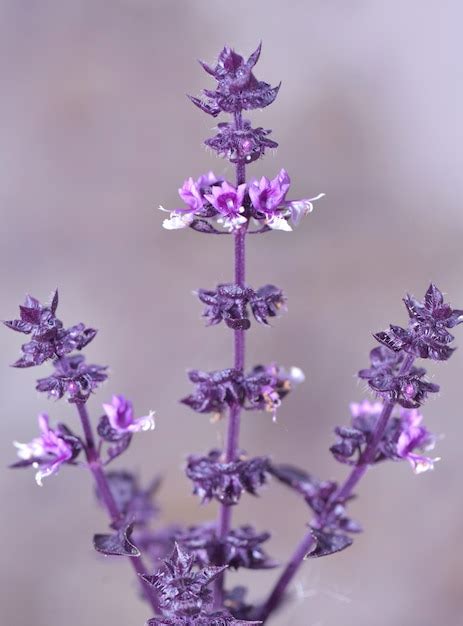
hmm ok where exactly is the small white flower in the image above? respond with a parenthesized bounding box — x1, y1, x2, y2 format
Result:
(267, 215, 292, 231)
(217, 214, 247, 232)
(162, 210, 195, 230)
(138, 410, 156, 432)
(287, 193, 325, 226)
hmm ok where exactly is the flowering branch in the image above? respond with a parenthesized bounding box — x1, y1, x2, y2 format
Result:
(215, 112, 248, 608)
(258, 354, 416, 622)
(258, 285, 460, 621)
(5, 290, 161, 616)
(6, 43, 462, 626)
(76, 402, 159, 613)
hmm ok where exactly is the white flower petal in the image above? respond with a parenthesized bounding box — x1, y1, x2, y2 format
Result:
(162, 213, 194, 230)
(267, 216, 292, 232)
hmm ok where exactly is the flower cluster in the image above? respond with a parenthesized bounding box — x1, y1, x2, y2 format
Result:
(181, 364, 304, 420)
(12, 413, 81, 485)
(161, 169, 324, 233)
(6, 41, 463, 626)
(358, 346, 439, 408)
(205, 120, 277, 164)
(185, 450, 270, 505)
(4, 290, 96, 368)
(197, 283, 286, 330)
(142, 544, 260, 625)
(176, 524, 277, 571)
(6, 293, 155, 491)
(36, 354, 108, 403)
(374, 283, 463, 361)
(330, 400, 439, 474)
(189, 44, 279, 116)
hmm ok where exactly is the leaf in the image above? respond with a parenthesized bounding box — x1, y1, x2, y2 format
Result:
(93, 521, 140, 557)
(187, 95, 221, 117)
(247, 42, 262, 69)
(3, 319, 33, 334)
(19, 306, 41, 324)
(305, 529, 353, 559)
(12, 356, 34, 368)
(50, 289, 59, 314)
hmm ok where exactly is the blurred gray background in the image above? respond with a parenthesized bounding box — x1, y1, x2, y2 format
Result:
(1, 1, 462, 625)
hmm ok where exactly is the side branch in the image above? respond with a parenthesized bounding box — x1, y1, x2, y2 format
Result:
(76, 403, 159, 614)
(258, 354, 416, 622)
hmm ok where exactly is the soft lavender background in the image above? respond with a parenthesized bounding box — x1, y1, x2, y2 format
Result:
(1, 1, 462, 625)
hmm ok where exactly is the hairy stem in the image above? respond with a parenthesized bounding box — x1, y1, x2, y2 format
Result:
(214, 110, 247, 608)
(76, 403, 159, 614)
(258, 353, 416, 622)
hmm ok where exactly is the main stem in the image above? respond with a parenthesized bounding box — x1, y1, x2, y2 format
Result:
(258, 353, 416, 622)
(214, 110, 247, 607)
(76, 403, 159, 614)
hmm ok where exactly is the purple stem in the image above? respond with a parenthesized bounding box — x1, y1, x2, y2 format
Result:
(76, 403, 159, 614)
(258, 354, 416, 622)
(214, 110, 247, 608)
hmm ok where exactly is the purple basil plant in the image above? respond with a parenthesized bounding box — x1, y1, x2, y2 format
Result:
(5, 44, 463, 625)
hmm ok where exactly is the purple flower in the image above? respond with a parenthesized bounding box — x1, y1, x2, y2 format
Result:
(12, 413, 81, 485)
(374, 284, 463, 361)
(330, 400, 383, 465)
(248, 169, 324, 231)
(396, 409, 439, 473)
(185, 450, 270, 505)
(189, 43, 280, 116)
(36, 354, 108, 403)
(4, 290, 96, 367)
(195, 171, 224, 191)
(179, 177, 205, 212)
(330, 400, 438, 473)
(177, 523, 277, 570)
(248, 170, 290, 222)
(204, 181, 247, 231)
(161, 173, 225, 230)
(161, 177, 204, 230)
(205, 119, 277, 164)
(101, 395, 155, 435)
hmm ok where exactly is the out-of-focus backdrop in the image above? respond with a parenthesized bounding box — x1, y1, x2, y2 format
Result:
(1, 1, 462, 625)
